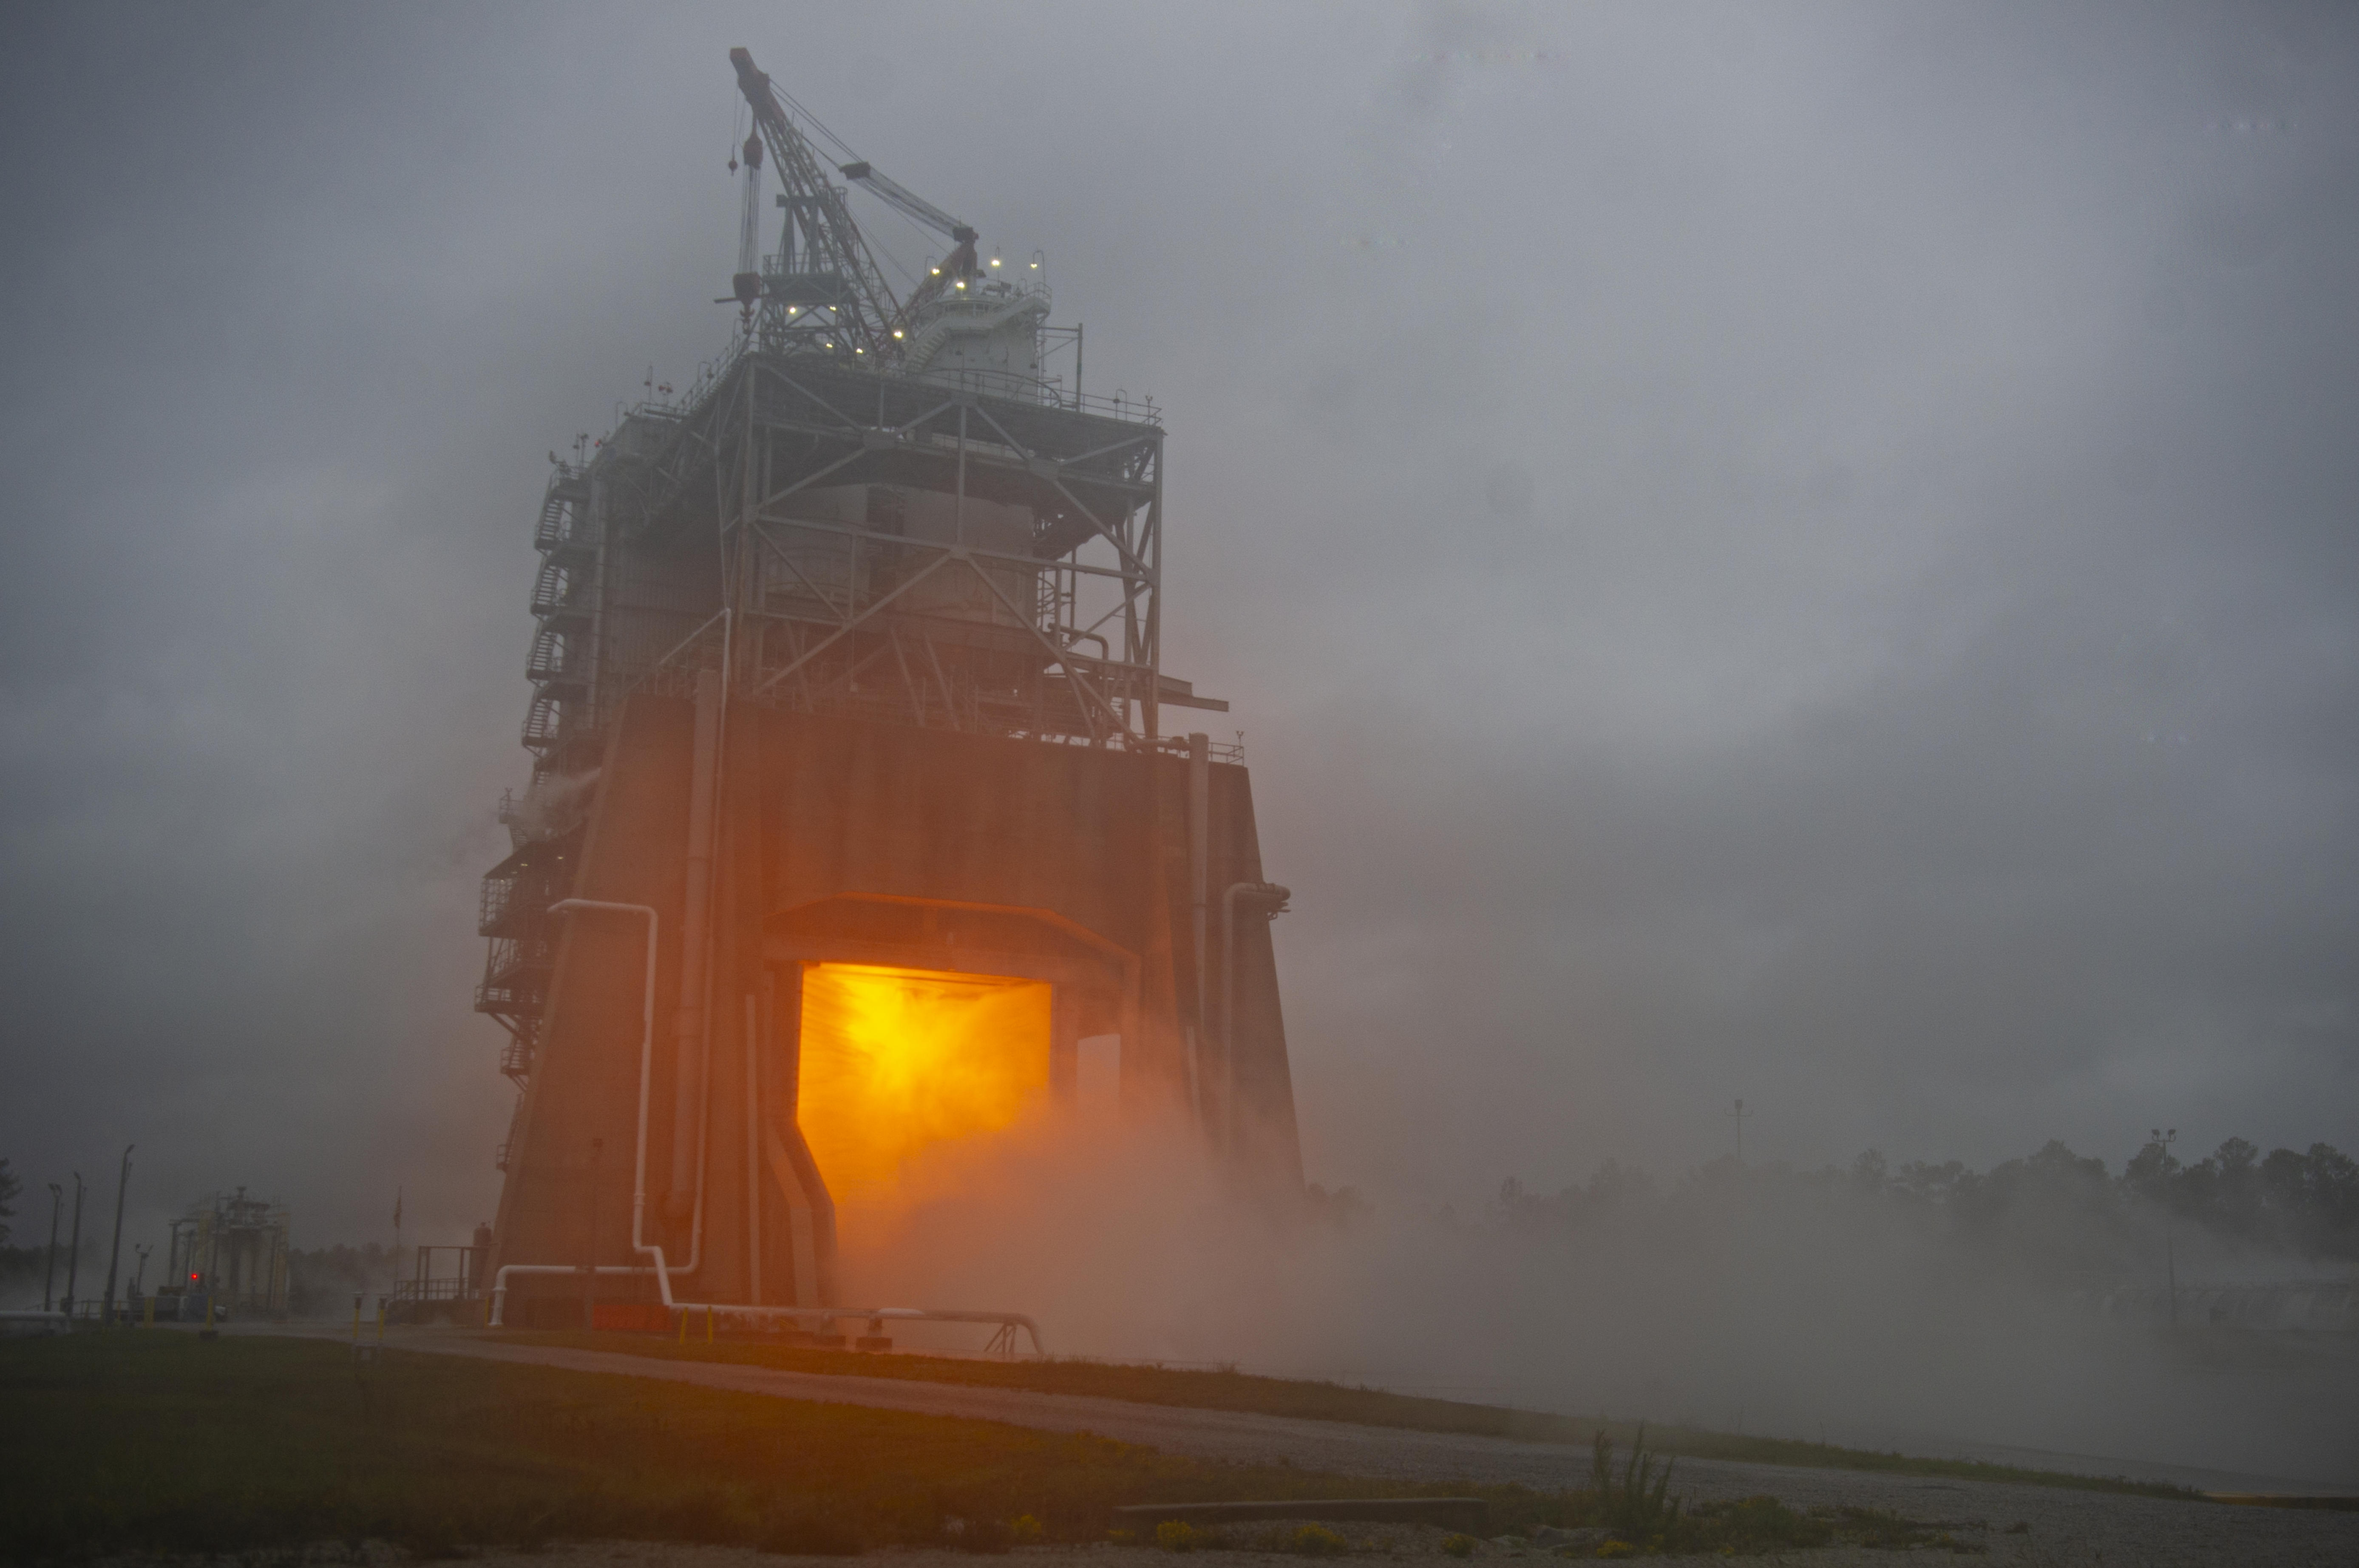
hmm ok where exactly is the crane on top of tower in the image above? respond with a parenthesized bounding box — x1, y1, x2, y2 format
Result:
(725, 45, 989, 365)
(836, 160, 982, 336)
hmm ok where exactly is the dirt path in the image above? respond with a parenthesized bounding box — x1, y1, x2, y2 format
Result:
(257, 1326, 2359, 1567)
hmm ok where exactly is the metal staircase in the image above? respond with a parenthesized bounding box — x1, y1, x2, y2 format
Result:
(475, 464, 598, 1106)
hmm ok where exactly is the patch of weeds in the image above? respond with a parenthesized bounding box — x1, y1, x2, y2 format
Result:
(1440, 1534, 1478, 1558)
(1588, 1431, 1679, 1541)
(1687, 1495, 1833, 1552)
(1269, 1524, 1350, 1557)
(1157, 1520, 1224, 1552)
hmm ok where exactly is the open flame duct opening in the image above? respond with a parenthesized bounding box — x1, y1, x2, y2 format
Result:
(797, 962, 1052, 1233)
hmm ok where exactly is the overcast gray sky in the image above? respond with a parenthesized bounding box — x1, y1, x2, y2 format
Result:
(1, 0, 2352, 1252)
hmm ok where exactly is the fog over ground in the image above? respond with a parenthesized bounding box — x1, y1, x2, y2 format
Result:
(1, 1, 2354, 1467)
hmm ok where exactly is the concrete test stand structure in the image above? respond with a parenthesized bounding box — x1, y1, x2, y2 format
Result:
(476, 49, 1301, 1333)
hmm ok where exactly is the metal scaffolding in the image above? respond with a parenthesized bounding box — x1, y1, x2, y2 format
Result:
(474, 46, 1229, 1105)
(473, 347, 1225, 1091)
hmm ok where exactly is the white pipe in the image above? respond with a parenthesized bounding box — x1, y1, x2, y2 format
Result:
(491, 905, 1040, 1354)
(1187, 733, 1209, 1128)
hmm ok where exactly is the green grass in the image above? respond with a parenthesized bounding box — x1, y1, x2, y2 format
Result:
(495, 1326, 2193, 1499)
(0, 1333, 2044, 1561)
(0, 1333, 1464, 1561)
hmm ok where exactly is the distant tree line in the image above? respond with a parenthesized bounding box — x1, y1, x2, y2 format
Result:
(1483, 1137, 2359, 1275)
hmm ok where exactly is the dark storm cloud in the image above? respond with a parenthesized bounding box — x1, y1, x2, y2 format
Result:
(0, 0, 2351, 1262)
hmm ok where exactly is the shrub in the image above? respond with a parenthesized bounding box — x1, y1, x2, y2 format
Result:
(1281, 1523, 1351, 1556)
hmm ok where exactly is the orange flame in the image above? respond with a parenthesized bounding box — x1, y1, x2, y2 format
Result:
(795, 962, 1052, 1227)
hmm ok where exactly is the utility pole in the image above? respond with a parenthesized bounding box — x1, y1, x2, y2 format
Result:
(1730, 1099, 1748, 1163)
(62, 1173, 85, 1316)
(43, 1182, 62, 1312)
(102, 1145, 134, 1327)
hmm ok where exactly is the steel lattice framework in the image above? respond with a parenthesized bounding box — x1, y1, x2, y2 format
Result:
(475, 44, 1228, 1135)
(632, 348, 1174, 748)
(476, 342, 1222, 1106)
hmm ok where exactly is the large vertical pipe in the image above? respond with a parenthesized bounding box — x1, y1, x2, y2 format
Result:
(669, 667, 723, 1220)
(744, 992, 763, 1306)
(1187, 732, 1210, 1128)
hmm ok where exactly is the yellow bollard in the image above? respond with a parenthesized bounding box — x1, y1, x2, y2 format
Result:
(142, 1295, 155, 1328)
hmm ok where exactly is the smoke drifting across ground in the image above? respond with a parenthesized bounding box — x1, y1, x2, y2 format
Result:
(848, 1118, 2359, 1490)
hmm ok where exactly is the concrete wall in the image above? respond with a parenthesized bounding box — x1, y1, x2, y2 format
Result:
(490, 693, 1301, 1322)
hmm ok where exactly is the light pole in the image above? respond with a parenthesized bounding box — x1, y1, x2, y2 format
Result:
(43, 1182, 62, 1312)
(62, 1173, 85, 1317)
(102, 1144, 134, 1327)
(133, 1242, 151, 1295)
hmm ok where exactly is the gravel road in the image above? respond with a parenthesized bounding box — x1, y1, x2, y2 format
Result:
(263, 1327, 2359, 1566)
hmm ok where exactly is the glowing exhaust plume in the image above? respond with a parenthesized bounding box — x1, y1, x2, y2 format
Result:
(796, 963, 1052, 1224)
